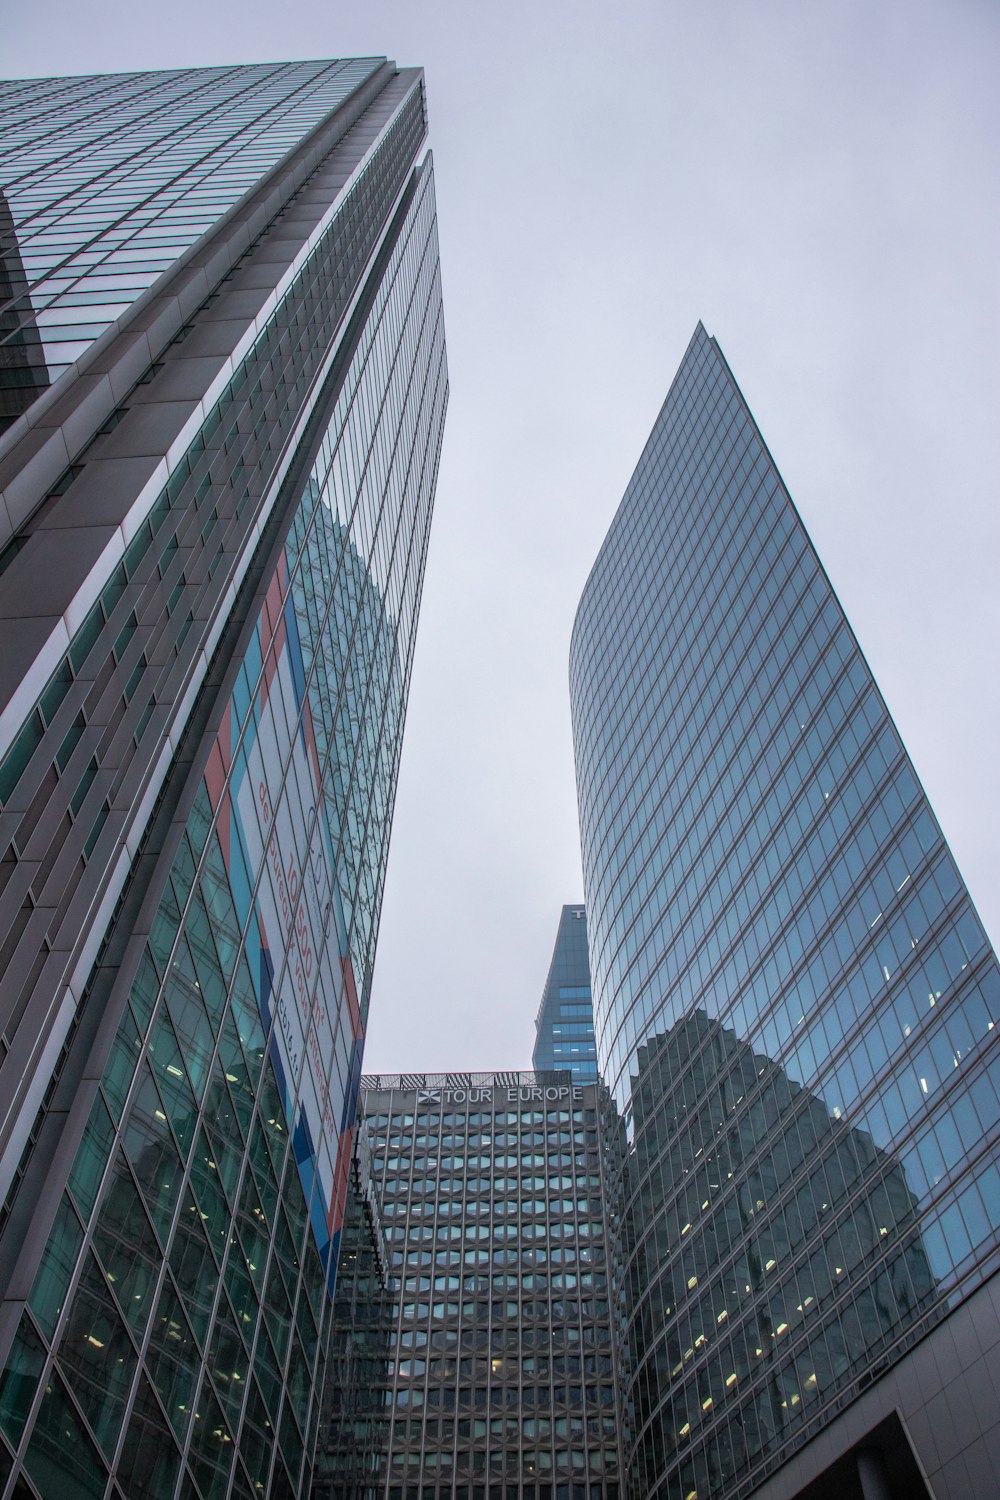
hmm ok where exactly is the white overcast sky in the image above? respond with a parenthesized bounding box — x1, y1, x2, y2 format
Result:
(7, 0, 998, 1075)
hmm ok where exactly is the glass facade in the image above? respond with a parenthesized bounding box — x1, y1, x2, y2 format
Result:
(331, 1074, 622, 1499)
(569, 324, 1000, 1500)
(0, 60, 384, 428)
(0, 61, 447, 1500)
(533, 906, 598, 1082)
(314, 1127, 392, 1500)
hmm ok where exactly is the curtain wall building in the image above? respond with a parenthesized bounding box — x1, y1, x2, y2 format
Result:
(532, 906, 598, 1083)
(325, 1073, 622, 1499)
(0, 60, 447, 1500)
(569, 325, 1000, 1500)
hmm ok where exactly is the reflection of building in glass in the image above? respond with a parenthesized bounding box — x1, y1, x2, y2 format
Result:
(315, 1127, 392, 1500)
(342, 1073, 623, 1498)
(0, 60, 447, 1499)
(533, 904, 598, 1081)
(0, 190, 49, 432)
(570, 323, 1000, 1499)
(622, 1011, 940, 1499)
(290, 508, 407, 1029)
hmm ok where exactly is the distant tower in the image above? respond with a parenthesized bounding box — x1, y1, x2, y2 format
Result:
(570, 324, 1000, 1500)
(533, 903, 598, 1081)
(0, 60, 447, 1499)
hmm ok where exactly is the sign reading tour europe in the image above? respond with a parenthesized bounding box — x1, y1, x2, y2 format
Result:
(412, 1085, 586, 1106)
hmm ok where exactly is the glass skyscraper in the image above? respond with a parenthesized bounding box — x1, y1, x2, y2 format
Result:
(0, 60, 447, 1500)
(533, 906, 598, 1083)
(569, 325, 1000, 1500)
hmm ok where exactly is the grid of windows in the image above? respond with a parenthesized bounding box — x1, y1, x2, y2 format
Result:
(569, 324, 1000, 1500)
(0, 60, 381, 422)
(329, 1079, 622, 1499)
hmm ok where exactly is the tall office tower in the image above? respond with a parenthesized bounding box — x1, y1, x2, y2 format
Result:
(569, 324, 1000, 1500)
(533, 906, 598, 1082)
(334, 1072, 622, 1499)
(0, 60, 447, 1500)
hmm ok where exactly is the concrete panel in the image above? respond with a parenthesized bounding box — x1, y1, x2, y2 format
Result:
(0, 526, 115, 619)
(85, 328, 154, 388)
(26, 372, 116, 456)
(127, 355, 225, 404)
(0, 426, 72, 535)
(34, 456, 162, 528)
(90, 401, 200, 461)
(173, 267, 211, 320)
(180, 318, 258, 358)
(962, 1354, 1000, 1435)
(205, 286, 273, 321)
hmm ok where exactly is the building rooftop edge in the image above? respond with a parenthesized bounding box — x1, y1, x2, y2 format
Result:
(360, 1069, 584, 1090)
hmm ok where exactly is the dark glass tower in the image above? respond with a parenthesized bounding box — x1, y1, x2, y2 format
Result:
(570, 325, 1000, 1500)
(330, 1072, 621, 1498)
(0, 61, 447, 1500)
(532, 905, 597, 1082)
